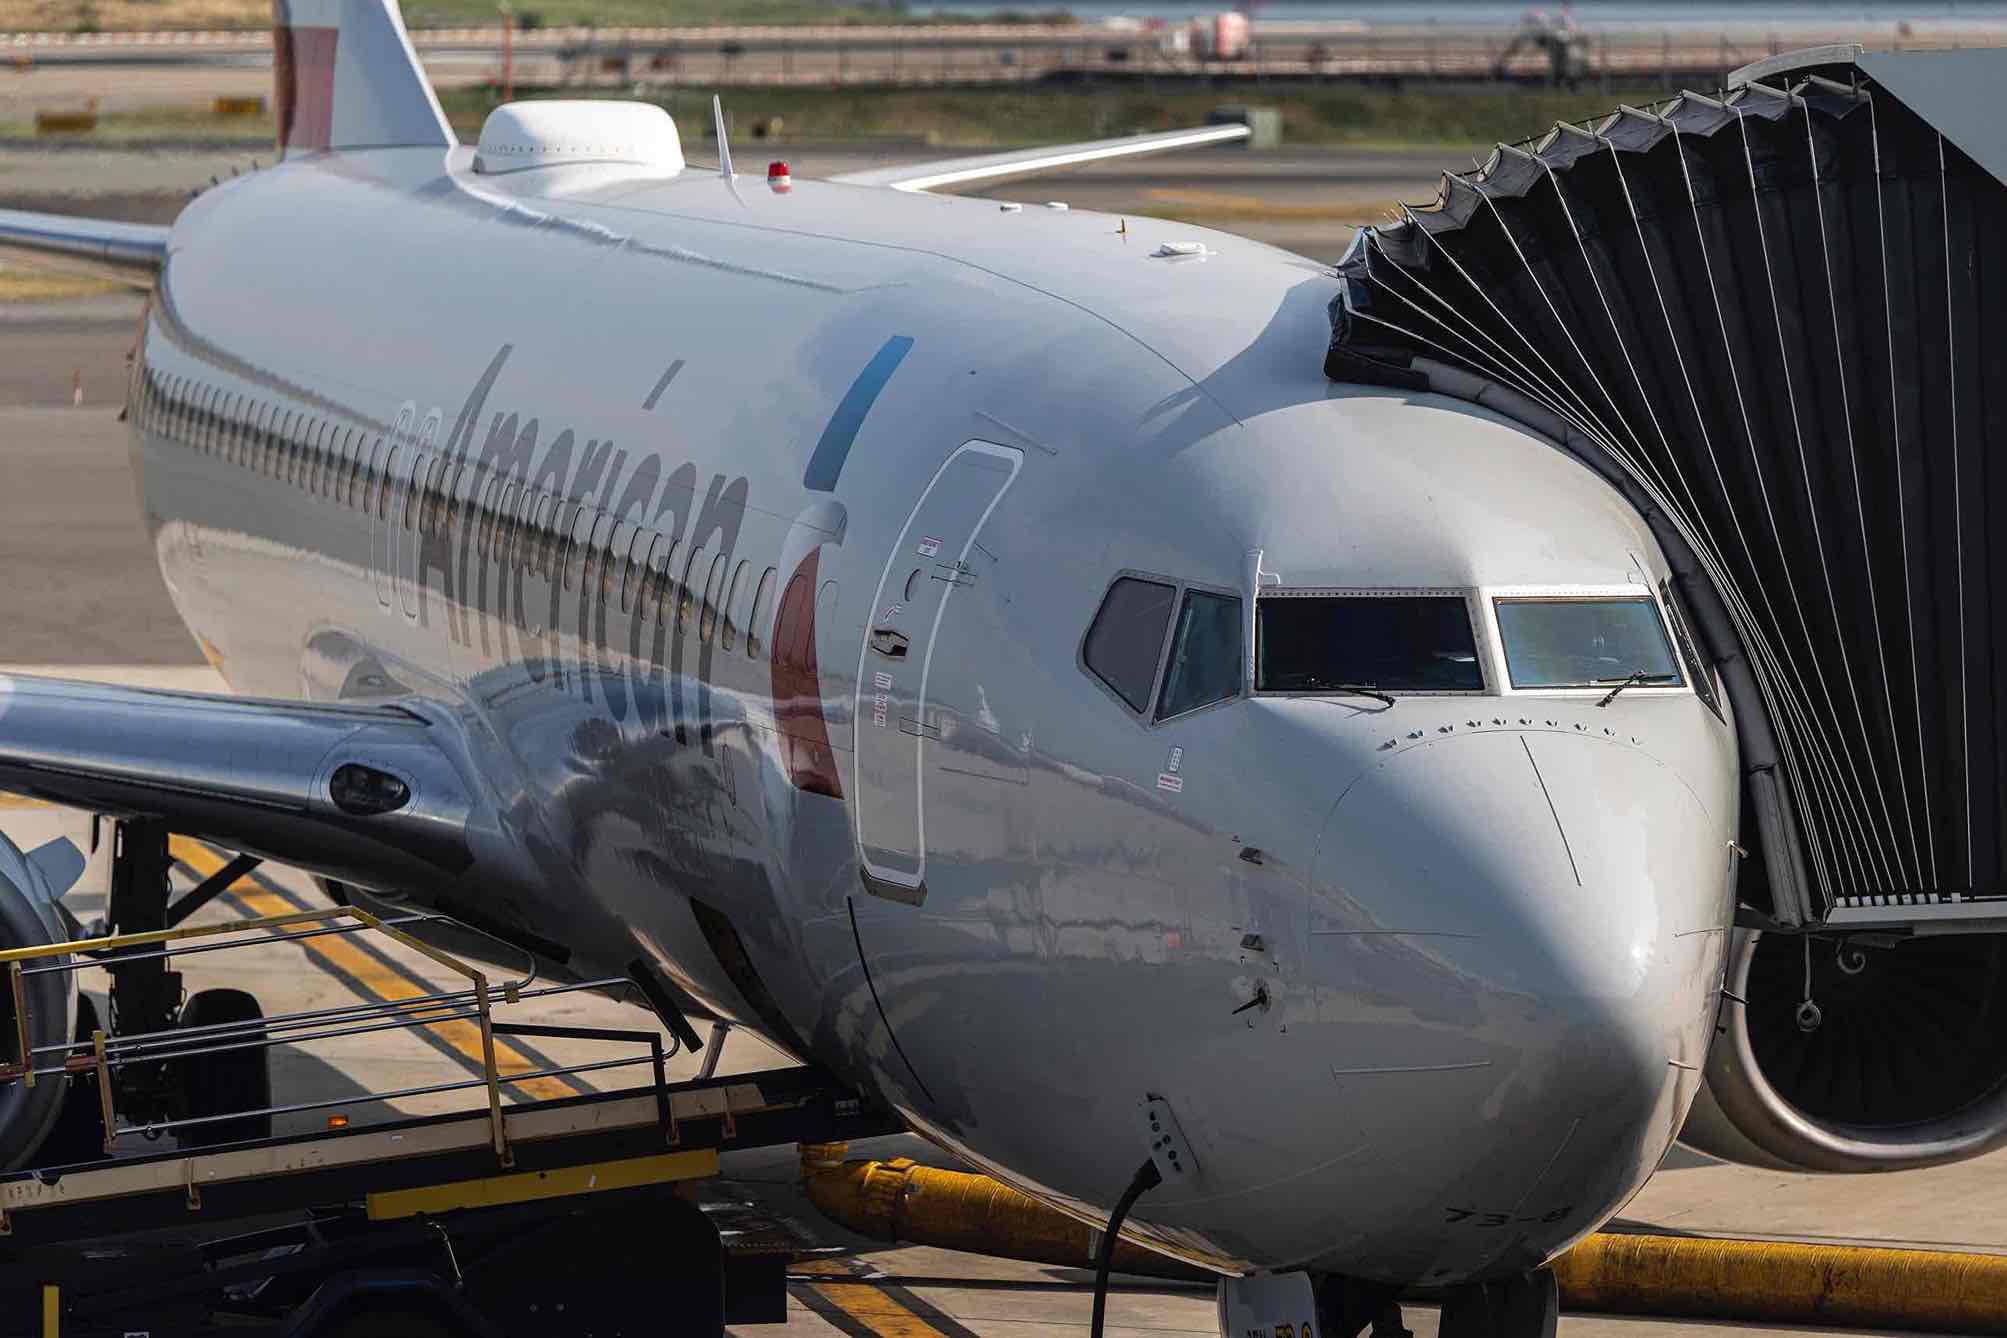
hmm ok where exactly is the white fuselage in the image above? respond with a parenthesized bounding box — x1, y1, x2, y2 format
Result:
(126, 145, 1739, 1285)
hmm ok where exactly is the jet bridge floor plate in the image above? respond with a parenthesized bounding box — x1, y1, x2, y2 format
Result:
(0, 1064, 900, 1247)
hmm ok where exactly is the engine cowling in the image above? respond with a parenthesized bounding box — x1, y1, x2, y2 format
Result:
(1682, 928, 2007, 1171)
(0, 830, 78, 1170)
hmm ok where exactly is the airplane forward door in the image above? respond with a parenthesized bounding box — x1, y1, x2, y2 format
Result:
(853, 441, 1023, 903)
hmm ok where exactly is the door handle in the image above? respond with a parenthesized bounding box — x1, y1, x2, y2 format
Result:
(870, 628, 910, 659)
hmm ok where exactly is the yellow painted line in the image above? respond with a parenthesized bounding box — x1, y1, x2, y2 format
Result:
(801, 1281, 951, 1337)
(367, 1147, 717, 1220)
(792, 1260, 955, 1338)
(168, 838, 576, 1102)
(0, 795, 54, 811)
(195, 636, 228, 678)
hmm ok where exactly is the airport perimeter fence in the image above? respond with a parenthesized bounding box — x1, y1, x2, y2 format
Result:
(11, 21, 2007, 90)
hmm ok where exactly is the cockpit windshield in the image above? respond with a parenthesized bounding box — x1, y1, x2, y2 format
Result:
(1493, 596, 1682, 690)
(1256, 594, 1483, 693)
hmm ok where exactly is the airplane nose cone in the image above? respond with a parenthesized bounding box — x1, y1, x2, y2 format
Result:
(1309, 724, 1733, 1280)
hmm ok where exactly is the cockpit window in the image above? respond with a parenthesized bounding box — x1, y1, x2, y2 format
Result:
(1157, 590, 1243, 720)
(1083, 577, 1176, 712)
(1493, 596, 1682, 690)
(1256, 594, 1483, 693)
(1660, 581, 1721, 718)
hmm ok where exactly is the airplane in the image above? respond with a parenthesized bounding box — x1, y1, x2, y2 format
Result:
(0, 10, 1988, 1336)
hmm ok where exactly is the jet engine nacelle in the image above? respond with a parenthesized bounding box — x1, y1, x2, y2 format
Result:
(1682, 929, 2007, 1172)
(0, 829, 79, 1170)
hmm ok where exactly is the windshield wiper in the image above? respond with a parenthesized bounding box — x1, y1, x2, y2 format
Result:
(1268, 678, 1397, 706)
(1594, 670, 1679, 707)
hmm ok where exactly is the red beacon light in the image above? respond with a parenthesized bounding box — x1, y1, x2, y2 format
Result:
(767, 160, 792, 193)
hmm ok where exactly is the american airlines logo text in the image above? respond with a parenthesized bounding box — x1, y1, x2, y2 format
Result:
(405, 346, 752, 744)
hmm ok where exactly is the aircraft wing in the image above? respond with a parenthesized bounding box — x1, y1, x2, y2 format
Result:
(0, 672, 491, 894)
(827, 122, 1253, 194)
(0, 208, 169, 287)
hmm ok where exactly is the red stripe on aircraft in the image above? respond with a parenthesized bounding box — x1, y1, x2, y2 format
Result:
(772, 550, 843, 798)
(274, 25, 338, 152)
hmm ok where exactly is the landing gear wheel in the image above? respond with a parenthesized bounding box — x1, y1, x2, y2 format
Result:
(1314, 1276, 1405, 1338)
(1370, 1302, 1413, 1338)
(172, 988, 272, 1147)
(1437, 1269, 1558, 1338)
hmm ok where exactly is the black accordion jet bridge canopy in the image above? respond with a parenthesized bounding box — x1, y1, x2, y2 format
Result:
(1327, 46, 2007, 929)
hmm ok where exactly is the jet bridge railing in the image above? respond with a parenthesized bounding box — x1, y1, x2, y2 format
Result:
(0, 905, 665, 1166)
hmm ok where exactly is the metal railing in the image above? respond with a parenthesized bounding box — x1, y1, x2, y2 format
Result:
(0, 905, 664, 1168)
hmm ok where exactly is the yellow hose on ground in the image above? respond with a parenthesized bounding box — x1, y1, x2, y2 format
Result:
(800, 1145, 2007, 1332)
(1555, 1231, 2007, 1333)
(799, 1143, 1207, 1281)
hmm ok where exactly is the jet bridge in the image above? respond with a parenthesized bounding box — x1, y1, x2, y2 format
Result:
(1326, 44, 2007, 935)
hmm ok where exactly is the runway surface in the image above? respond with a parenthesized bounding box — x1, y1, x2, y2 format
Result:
(0, 282, 1999, 1338)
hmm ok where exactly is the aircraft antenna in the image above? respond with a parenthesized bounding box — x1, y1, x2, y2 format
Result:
(712, 95, 734, 179)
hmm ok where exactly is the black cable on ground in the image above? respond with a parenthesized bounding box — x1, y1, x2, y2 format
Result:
(1090, 1158, 1164, 1338)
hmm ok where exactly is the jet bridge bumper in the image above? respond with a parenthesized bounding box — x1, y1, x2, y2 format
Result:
(1325, 44, 2007, 934)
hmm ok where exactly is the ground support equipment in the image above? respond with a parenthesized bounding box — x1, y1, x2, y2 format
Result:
(0, 1063, 897, 1336)
(0, 826, 901, 1336)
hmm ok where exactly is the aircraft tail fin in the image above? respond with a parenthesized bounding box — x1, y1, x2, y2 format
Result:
(272, 0, 455, 157)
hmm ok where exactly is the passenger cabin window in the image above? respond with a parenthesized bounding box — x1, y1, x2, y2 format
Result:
(677, 547, 705, 629)
(526, 495, 546, 573)
(1257, 594, 1483, 694)
(1492, 596, 1681, 690)
(643, 540, 671, 622)
(618, 526, 649, 613)
(700, 553, 727, 643)
(721, 560, 749, 651)
(561, 504, 591, 589)
(1084, 577, 1177, 713)
(746, 567, 776, 658)
(493, 481, 520, 558)
(360, 438, 377, 503)
(1157, 590, 1244, 720)
(445, 459, 469, 527)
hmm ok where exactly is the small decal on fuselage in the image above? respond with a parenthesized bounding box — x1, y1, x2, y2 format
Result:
(872, 672, 894, 729)
(917, 536, 943, 558)
(1157, 772, 1184, 794)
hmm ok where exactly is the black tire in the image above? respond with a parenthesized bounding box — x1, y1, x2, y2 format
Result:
(173, 987, 272, 1147)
